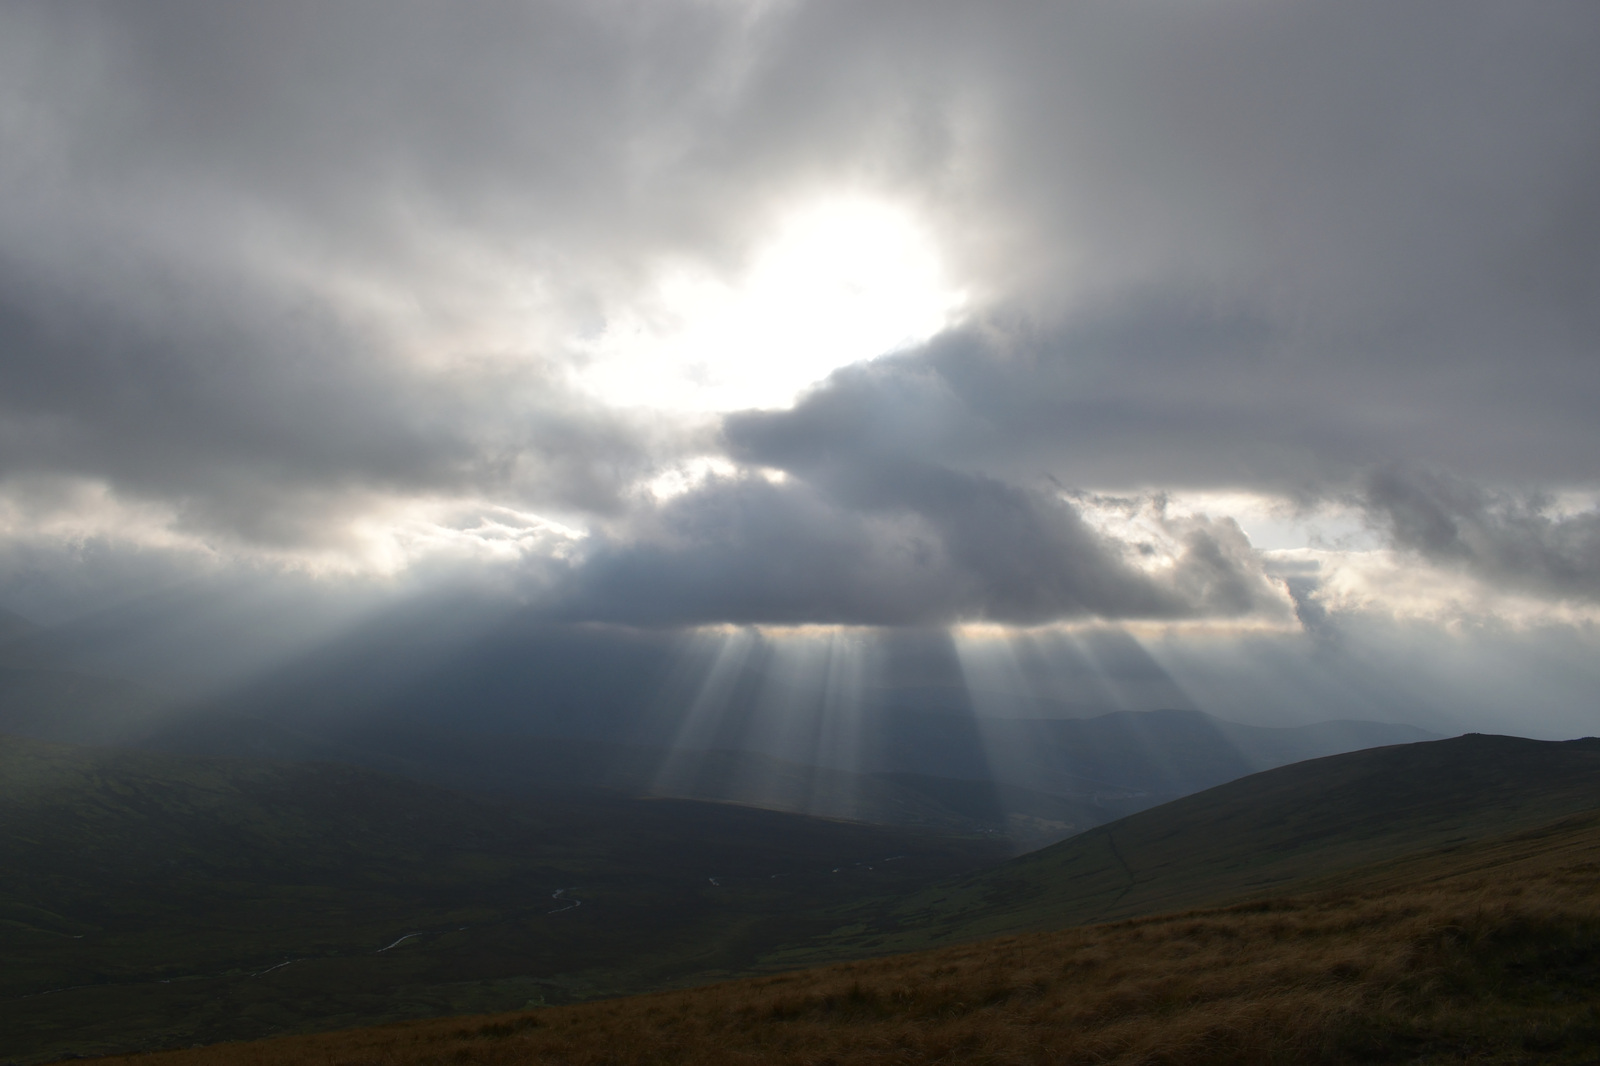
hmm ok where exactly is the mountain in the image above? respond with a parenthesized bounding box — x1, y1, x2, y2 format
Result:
(0, 665, 169, 744)
(0, 732, 1006, 1063)
(0, 661, 1440, 847)
(181, 725, 1152, 848)
(71, 740, 1600, 1066)
(0, 607, 39, 649)
(0, 608, 1442, 841)
(0, 695, 1145, 849)
(854, 706, 1440, 797)
(794, 733, 1600, 960)
(263, 708, 1441, 841)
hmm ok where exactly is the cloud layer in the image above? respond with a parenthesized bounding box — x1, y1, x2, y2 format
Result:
(1, 0, 1598, 640)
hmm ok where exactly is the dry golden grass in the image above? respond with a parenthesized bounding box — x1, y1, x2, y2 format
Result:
(88, 813, 1600, 1066)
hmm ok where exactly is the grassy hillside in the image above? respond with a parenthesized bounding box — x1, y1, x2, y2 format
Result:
(82, 804, 1600, 1064)
(0, 734, 1005, 1063)
(785, 733, 1600, 960)
(15, 732, 1598, 1063)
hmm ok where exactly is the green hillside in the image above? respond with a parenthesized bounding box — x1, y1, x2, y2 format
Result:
(0, 733, 1004, 1063)
(786, 734, 1600, 961)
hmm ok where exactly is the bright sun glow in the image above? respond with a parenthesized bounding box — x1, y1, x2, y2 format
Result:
(576, 199, 965, 412)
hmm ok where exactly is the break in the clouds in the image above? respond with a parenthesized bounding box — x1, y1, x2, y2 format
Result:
(1, 0, 1599, 649)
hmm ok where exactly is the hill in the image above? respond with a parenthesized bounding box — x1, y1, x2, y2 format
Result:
(78, 776, 1600, 1064)
(0, 733, 1005, 1063)
(0, 611, 1439, 845)
(856, 707, 1438, 798)
(785, 733, 1600, 961)
(0, 663, 1436, 847)
(288, 728, 1159, 849)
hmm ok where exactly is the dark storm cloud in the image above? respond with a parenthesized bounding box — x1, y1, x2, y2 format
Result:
(559, 466, 1285, 626)
(0, 0, 1598, 626)
(1361, 466, 1600, 603)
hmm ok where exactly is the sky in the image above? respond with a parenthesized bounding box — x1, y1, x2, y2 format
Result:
(1, 1, 1597, 740)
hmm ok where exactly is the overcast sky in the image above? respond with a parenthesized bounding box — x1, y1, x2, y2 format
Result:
(1, 2, 1597, 736)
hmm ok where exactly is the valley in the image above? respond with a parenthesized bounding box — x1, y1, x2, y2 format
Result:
(0, 734, 1005, 1063)
(0, 659, 1434, 848)
(55, 733, 1600, 1066)
(3, 731, 1598, 1062)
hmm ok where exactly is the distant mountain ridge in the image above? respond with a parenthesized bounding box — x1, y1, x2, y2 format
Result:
(0, 660, 1439, 845)
(852, 707, 1439, 798)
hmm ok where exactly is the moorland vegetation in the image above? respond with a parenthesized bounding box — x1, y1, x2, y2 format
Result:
(0, 735, 1002, 1063)
(8, 733, 1598, 1064)
(86, 804, 1600, 1065)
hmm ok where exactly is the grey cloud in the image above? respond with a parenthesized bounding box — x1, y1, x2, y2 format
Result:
(0, 247, 658, 547)
(0, 0, 1598, 625)
(557, 476, 956, 626)
(558, 464, 1288, 627)
(722, 279, 1599, 500)
(1362, 466, 1600, 602)
(0, 0, 787, 547)
(720, 1, 1600, 492)
(3, 2, 762, 257)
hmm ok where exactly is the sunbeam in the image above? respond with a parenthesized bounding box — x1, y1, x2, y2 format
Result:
(649, 626, 762, 796)
(639, 625, 881, 820)
(949, 627, 1034, 811)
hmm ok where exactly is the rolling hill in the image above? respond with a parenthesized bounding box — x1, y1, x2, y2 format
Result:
(781, 733, 1600, 961)
(75, 735, 1600, 1066)
(0, 733, 1006, 1063)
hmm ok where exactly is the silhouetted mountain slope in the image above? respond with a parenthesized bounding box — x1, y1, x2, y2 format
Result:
(283, 705, 1437, 813)
(797, 733, 1600, 958)
(264, 728, 1150, 847)
(0, 607, 38, 649)
(0, 666, 169, 743)
(129, 710, 1435, 848)
(0, 682, 1138, 847)
(0, 638, 1438, 847)
(0, 733, 1005, 1063)
(0, 666, 1439, 844)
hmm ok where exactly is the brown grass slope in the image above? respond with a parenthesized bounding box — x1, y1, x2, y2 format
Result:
(85, 806, 1600, 1065)
(789, 733, 1600, 961)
